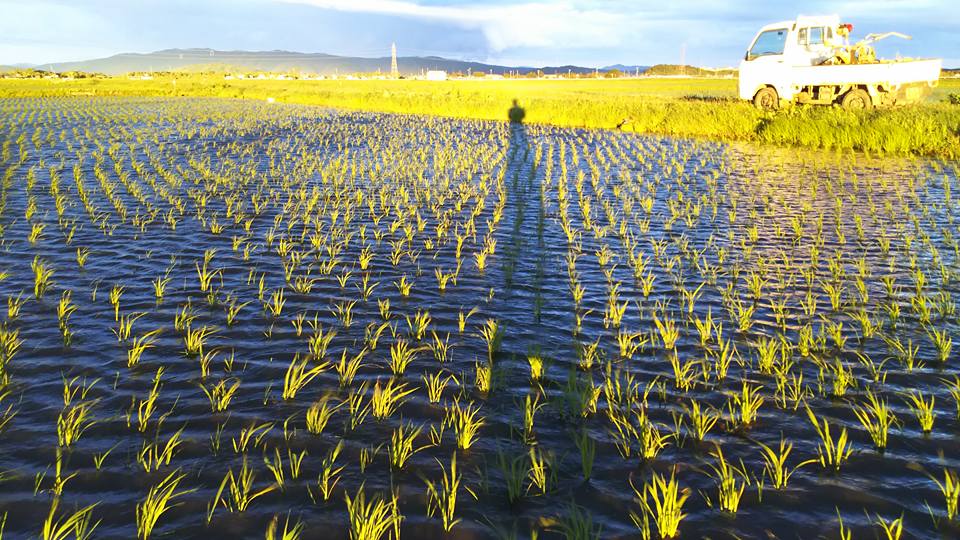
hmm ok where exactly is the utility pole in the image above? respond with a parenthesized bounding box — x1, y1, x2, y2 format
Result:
(680, 43, 686, 76)
(391, 42, 399, 78)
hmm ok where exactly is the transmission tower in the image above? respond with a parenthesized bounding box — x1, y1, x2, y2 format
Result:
(391, 43, 399, 78)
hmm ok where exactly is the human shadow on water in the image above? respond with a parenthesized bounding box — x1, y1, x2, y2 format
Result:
(507, 99, 528, 150)
(508, 99, 526, 124)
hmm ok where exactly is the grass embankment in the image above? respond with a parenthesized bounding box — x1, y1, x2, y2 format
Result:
(2, 76, 959, 157)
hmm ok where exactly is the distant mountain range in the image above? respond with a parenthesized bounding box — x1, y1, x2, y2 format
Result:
(17, 48, 649, 77)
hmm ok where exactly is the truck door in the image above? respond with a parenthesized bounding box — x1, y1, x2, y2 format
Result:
(740, 28, 791, 100)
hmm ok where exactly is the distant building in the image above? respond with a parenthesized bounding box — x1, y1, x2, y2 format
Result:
(426, 70, 448, 81)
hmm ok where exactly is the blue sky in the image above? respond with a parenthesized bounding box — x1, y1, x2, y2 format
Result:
(1, 0, 956, 67)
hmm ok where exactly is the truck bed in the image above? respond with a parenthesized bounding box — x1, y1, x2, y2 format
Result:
(791, 59, 941, 88)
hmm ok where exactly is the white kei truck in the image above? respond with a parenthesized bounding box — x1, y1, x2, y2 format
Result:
(738, 15, 942, 110)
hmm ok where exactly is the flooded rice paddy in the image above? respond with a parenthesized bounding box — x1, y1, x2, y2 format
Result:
(0, 97, 958, 539)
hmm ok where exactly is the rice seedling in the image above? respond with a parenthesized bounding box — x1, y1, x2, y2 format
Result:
(638, 414, 671, 461)
(31, 256, 55, 299)
(108, 283, 124, 321)
(449, 399, 484, 450)
(336, 348, 366, 388)
(703, 445, 750, 514)
(904, 390, 936, 433)
(669, 354, 698, 392)
(926, 467, 959, 522)
(475, 361, 494, 394)
(458, 307, 478, 333)
(631, 467, 689, 540)
(388, 421, 424, 469)
(41, 497, 99, 540)
(137, 427, 185, 472)
(556, 433, 590, 489)
(527, 347, 547, 382)
(685, 399, 720, 442)
(201, 378, 240, 412)
(224, 296, 248, 327)
(377, 298, 391, 321)
(852, 391, 897, 451)
(6, 292, 25, 320)
(927, 327, 952, 363)
(497, 450, 528, 505)
(805, 407, 853, 471)
(332, 300, 357, 328)
(370, 379, 415, 419)
(282, 353, 328, 400)
(944, 376, 960, 420)
(422, 371, 455, 404)
(312, 440, 345, 502)
(305, 395, 340, 435)
(306, 321, 337, 360)
(209, 455, 278, 516)
(428, 331, 452, 363)
(265, 288, 286, 318)
(478, 318, 504, 362)
(653, 316, 679, 350)
(152, 274, 171, 302)
(183, 324, 217, 357)
(75, 247, 90, 269)
(872, 513, 904, 540)
(387, 338, 420, 377)
(57, 399, 97, 447)
(527, 446, 556, 495)
(393, 275, 412, 297)
(546, 502, 601, 540)
(727, 380, 764, 429)
(265, 513, 305, 540)
(127, 329, 162, 368)
(231, 422, 274, 454)
(136, 469, 195, 540)
(756, 436, 813, 490)
(405, 310, 431, 341)
(423, 452, 462, 531)
(344, 485, 400, 540)
(196, 250, 221, 293)
(360, 323, 389, 353)
(576, 339, 601, 371)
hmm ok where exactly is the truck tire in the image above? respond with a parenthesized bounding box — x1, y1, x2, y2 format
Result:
(753, 87, 779, 111)
(841, 89, 872, 110)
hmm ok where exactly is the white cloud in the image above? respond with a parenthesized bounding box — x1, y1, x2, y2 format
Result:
(279, 0, 629, 51)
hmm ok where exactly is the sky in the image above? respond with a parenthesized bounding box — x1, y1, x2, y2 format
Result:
(1, 0, 956, 68)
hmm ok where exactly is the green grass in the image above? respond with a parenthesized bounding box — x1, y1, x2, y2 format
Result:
(2, 76, 959, 156)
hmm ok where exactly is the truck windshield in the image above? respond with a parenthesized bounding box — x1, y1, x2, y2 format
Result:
(748, 29, 787, 60)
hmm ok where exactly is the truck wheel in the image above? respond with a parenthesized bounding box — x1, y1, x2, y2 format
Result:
(753, 87, 779, 111)
(841, 89, 872, 110)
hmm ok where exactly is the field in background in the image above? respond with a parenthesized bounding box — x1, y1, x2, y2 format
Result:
(3, 76, 959, 156)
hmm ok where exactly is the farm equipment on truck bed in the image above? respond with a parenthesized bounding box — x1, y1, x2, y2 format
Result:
(739, 15, 942, 110)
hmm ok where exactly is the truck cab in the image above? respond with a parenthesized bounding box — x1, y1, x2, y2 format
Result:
(739, 15, 841, 105)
